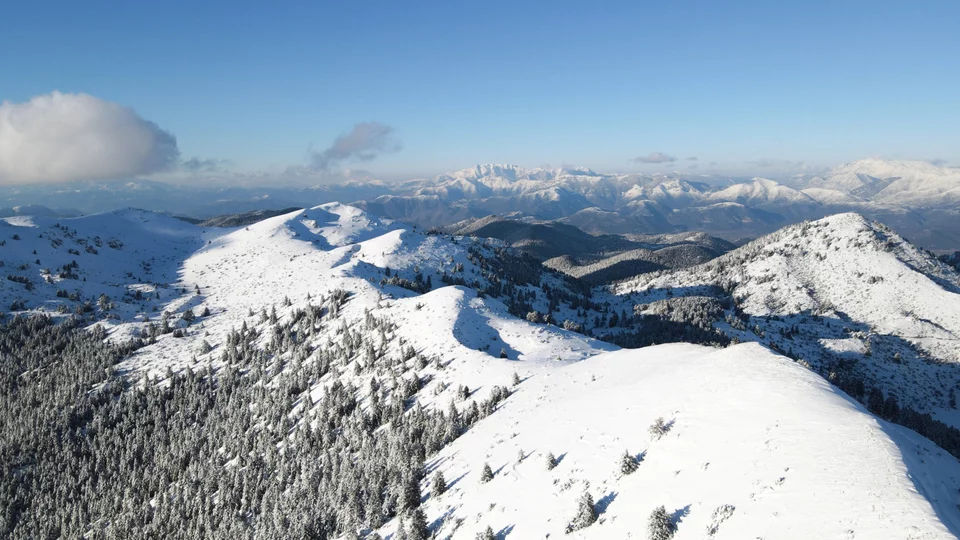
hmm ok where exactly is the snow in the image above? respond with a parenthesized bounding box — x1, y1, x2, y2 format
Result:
(389, 343, 960, 539)
(807, 159, 960, 208)
(618, 213, 960, 364)
(709, 177, 818, 207)
(3, 203, 960, 537)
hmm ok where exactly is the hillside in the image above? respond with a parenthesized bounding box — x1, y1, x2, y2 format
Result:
(404, 343, 960, 539)
(2, 204, 960, 538)
(447, 215, 732, 284)
(614, 213, 960, 418)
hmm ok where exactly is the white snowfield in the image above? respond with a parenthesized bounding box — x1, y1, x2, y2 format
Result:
(403, 343, 960, 539)
(3, 203, 960, 538)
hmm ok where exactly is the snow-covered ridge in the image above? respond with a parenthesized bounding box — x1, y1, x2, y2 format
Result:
(4, 204, 960, 537)
(618, 212, 960, 357)
(613, 212, 960, 417)
(408, 342, 960, 539)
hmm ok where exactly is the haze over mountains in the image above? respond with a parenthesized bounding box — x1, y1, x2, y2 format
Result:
(4, 158, 959, 251)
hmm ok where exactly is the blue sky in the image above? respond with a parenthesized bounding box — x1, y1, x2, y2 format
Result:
(1, 0, 959, 183)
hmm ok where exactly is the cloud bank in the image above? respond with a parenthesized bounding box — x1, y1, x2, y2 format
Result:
(632, 152, 676, 164)
(0, 91, 179, 185)
(310, 122, 401, 171)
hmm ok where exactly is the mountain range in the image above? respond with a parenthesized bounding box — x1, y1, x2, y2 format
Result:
(3, 202, 960, 537)
(3, 158, 959, 251)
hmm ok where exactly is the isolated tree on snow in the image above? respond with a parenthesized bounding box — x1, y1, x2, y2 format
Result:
(499, 348, 508, 359)
(647, 505, 675, 540)
(480, 462, 494, 483)
(567, 491, 597, 532)
(545, 451, 557, 470)
(620, 450, 638, 475)
(512, 371, 521, 386)
(649, 417, 669, 440)
(431, 471, 446, 496)
(476, 526, 496, 540)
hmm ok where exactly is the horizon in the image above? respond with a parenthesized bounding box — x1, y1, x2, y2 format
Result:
(3, 1, 960, 187)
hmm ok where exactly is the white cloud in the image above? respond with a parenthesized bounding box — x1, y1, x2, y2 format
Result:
(0, 91, 179, 185)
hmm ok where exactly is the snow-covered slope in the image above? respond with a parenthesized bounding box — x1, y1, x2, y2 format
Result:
(805, 159, 960, 208)
(4, 203, 960, 538)
(400, 343, 960, 539)
(618, 213, 960, 362)
(709, 177, 819, 209)
(615, 212, 960, 415)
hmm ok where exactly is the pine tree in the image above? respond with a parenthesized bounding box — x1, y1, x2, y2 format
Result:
(476, 526, 496, 540)
(499, 348, 508, 359)
(620, 450, 638, 475)
(480, 462, 494, 483)
(431, 471, 446, 496)
(649, 417, 669, 440)
(867, 388, 885, 415)
(406, 507, 430, 540)
(883, 394, 901, 421)
(512, 371, 521, 386)
(566, 491, 597, 532)
(545, 451, 557, 471)
(647, 505, 675, 540)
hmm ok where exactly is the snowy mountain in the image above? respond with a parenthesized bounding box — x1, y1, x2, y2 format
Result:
(3, 158, 960, 250)
(799, 158, 960, 208)
(615, 213, 960, 417)
(3, 204, 960, 538)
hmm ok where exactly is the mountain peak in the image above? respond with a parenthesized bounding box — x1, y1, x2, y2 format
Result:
(829, 158, 949, 179)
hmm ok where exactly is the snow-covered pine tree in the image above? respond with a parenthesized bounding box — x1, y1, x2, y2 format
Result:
(431, 471, 446, 496)
(406, 507, 430, 540)
(620, 450, 638, 475)
(647, 505, 675, 540)
(476, 525, 496, 540)
(649, 417, 669, 440)
(480, 462, 494, 483)
(545, 451, 557, 470)
(566, 491, 598, 532)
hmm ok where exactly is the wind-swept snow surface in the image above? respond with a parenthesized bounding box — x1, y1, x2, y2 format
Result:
(400, 343, 960, 539)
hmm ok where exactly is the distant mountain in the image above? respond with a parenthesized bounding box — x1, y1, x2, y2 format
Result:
(196, 207, 304, 227)
(445, 215, 639, 260)
(368, 159, 960, 249)
(0, 204, 79, 218)
(803, 159, 960, 208)
(445, 215, 733, 284)
(2, 158, 959, 249)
